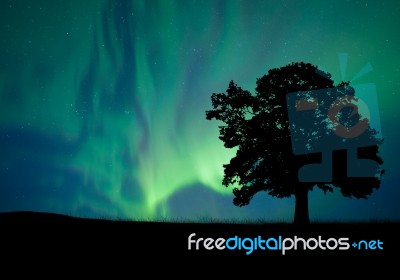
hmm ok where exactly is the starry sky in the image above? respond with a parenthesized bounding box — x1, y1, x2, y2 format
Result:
(0, 0, 399, 222)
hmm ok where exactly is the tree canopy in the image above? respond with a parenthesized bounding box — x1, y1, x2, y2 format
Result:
(206, 62, 384, 223)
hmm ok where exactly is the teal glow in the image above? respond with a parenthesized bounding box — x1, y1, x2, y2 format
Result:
(0, 0, 399, 221)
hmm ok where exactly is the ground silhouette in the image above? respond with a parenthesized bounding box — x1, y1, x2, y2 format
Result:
(0, 211, 398, 259)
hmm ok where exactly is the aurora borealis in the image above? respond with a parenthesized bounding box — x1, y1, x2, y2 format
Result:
(1, 0, 399, 222)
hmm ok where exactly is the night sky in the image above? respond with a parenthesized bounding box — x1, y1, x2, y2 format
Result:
(1, 0, 399, 222)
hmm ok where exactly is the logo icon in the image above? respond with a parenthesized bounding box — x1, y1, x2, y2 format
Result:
(286, 54, 382, 182)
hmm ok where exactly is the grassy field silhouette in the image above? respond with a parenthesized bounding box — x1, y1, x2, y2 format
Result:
(0, 211, 398, 260)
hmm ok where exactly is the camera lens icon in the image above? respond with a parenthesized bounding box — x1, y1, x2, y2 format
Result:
(327, 95, 370, 139)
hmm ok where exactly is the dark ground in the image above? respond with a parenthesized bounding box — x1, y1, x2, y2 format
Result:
(0, 211, 398, 264)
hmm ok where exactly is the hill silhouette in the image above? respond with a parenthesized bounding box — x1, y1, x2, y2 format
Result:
(0, 211, 398, 260)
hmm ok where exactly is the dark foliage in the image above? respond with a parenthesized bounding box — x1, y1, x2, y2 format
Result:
(206, 62, 384, 224)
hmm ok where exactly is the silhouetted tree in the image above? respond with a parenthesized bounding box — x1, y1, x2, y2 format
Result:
(206, 62, 384, 224)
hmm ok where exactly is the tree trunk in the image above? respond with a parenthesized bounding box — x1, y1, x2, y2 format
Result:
(294, 185, 310, 225)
